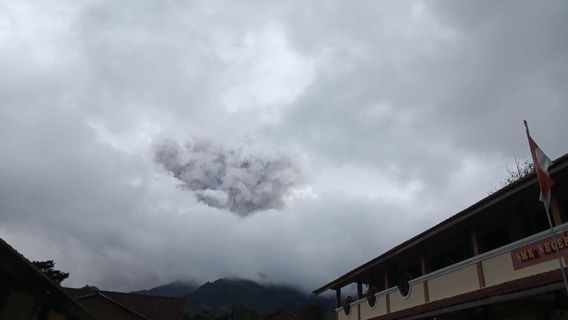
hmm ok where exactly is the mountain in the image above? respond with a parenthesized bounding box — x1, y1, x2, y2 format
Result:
(183, 278, 334, 314)
(135, 278, 335, 315)
(132, 280, 197, 298)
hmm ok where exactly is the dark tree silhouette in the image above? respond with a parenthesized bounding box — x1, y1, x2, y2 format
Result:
(298, 305, 326, 320)
(490, 157, 535, 194)
(32, 260, 69, 284)
(503, 158, 534, 186)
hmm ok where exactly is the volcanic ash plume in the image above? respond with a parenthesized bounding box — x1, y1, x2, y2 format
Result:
(153, 139, 304, 216)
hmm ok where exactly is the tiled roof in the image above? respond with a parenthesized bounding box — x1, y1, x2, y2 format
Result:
(64, 287, 185, 320)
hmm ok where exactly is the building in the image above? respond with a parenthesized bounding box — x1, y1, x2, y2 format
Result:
(313, 154, 568, 319)
(64, 287, 185, 320)
(0, 238, 95, 320)
(0, 236, 185, 320)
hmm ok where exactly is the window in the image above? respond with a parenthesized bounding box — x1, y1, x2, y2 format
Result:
(430, 242, 473, 271)
(343, 296, 353, 316)
(482, 226, 510, 252)
(366, 287, 377, 307)
(397, 273, 411, 297)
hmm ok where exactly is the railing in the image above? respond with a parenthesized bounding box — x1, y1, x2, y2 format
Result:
(336, 222, 568, 320)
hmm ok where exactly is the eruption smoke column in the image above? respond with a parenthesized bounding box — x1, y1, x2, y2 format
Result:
(153, 138, 304, 216)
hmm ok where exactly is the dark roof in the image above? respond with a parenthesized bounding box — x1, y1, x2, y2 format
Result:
(74, 293, 152, 320)
(65, 287, 185, 320)
(313, 153, 568, 295)
(0, 237, 96, 320)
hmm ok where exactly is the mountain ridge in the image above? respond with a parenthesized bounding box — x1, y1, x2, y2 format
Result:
(132, 278, 334, 314)
(131, 280, 197, 298)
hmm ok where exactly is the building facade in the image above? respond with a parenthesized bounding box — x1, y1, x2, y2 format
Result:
(314, 155, 568, 319)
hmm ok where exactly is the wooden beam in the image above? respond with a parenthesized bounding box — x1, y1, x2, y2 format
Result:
(357, 281, 363, 299)
(551, 195, 562, 226)
(419, 249, 429, 275)
(335, 288, 341, 308)
(384, 269, 391, 314)
(470, 227, 480, 256)
(476, 261, 486, 288)
(423, 280, 429, 303)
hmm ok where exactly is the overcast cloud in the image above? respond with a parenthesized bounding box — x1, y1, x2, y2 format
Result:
(1, 0, 567, 292)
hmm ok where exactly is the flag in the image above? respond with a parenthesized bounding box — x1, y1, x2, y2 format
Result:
(524, 120, 554, 210)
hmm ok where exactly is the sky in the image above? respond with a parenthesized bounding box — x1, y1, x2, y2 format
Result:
(0, 0, 567, 293)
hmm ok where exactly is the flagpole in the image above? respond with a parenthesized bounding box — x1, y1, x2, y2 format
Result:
(524, 120, 568, 297)
(543, 203, 568, 297)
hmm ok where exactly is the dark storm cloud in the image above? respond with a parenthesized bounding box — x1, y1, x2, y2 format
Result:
(1, 0, 568, 293)
(153, 138, 304, 216)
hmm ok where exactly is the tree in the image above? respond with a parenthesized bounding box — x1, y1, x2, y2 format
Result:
(503, 157, 534, 186)
(298, 305, 326, 320)
(491, 156, 535, 194)
(80, 284, 99, 291)
(32, 260, 69, 284)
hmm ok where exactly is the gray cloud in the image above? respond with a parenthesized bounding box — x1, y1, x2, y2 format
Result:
(153, 138, 304, 216)
(0, 0, 567, 293)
